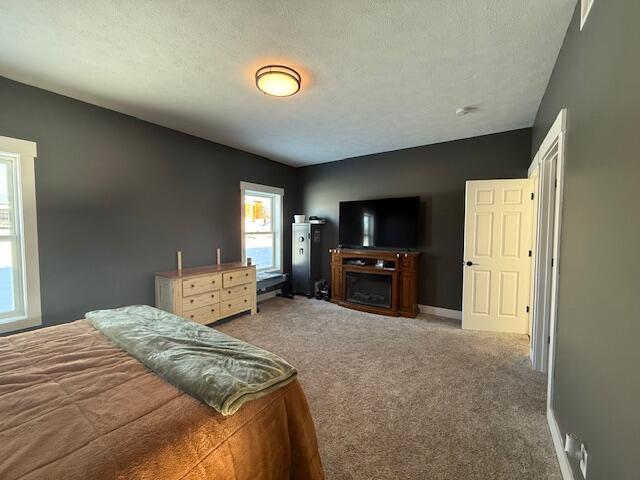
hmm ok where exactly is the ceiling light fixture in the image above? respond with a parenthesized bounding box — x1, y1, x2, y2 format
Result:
(255, 65, 301, 97)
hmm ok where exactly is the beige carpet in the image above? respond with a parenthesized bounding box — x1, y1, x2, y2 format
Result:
(216, 297, 561, 480)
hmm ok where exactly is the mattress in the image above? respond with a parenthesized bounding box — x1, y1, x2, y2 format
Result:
(0, 320, 324, 480)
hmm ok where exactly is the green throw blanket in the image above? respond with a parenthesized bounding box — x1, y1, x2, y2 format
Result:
(85, 305, 297, 416)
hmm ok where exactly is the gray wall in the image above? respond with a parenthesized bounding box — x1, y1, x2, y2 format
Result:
(298, 129, 532, 310)
(0, 76, 298, 330)
(533, 3, 639, 479)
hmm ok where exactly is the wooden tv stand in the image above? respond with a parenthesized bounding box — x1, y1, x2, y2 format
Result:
(330, 248, 420, 318)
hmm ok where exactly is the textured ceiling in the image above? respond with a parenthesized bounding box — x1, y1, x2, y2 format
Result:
(0, 1, 576, 166)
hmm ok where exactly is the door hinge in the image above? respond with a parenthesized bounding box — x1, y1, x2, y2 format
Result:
(528, 250, 532, 257)
(548, 335, 551, 345)
(554, 178, 558, 188)
(551, 258, 554, 267)
(531, 192, 534, 200)
(526, 306, 530, 313)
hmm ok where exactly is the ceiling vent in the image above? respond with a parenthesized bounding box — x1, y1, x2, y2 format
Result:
(580, 0, 594, 30)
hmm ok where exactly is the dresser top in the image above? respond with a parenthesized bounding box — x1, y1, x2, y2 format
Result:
(155, 262, 255, 279)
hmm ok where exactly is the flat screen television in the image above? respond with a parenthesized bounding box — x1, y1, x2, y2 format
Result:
(338, 196, 420, 249)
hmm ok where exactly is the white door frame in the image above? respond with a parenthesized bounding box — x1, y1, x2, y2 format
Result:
(529, 110, 567, 381)
(530, 109, 572, 479)
(544, 109, 567, 409)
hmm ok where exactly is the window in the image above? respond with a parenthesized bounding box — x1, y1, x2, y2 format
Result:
(0, 136, 41, 334)
(241, 182, 283, 272)
(0, 155, 25, 319)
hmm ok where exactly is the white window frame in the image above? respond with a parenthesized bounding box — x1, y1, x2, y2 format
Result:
(240, 181, 284, 273)
(0, 136, 41, 334)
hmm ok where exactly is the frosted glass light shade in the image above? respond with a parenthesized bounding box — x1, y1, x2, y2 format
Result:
(255, 65, 301, 97)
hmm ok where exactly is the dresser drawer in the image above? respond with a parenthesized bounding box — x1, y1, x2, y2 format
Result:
(222, 269, 254, 288)
(220, 295, 251, 315)
(221, 283, 252, 301)
(182, 274, 221, 296)
(183, 303, 218, 325)
(182, 290, 219, 312)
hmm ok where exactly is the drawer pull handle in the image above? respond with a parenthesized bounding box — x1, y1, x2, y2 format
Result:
(229, 276, 233, 280)
(190, 315, 194, 319)
(211, 294, 215, 298)
(211, 280, 216, 283)
(244, 286, 247, 290)
(228, 304, 231, 307)
(211, 309, 215, 312)
(244, 299, 247, 303)
(190, 299, 194, 303)
(228, 290, 231, 294)
(191, 284, 195, 288)
(245, 273, 248, 277)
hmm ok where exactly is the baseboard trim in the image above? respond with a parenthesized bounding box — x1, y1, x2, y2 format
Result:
(529, 348, 535, 368)
(418, 304, 462, 320)
(547, 408, 575, 480)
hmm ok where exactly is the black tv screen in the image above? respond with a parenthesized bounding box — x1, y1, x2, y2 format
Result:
(338, 196, 420, 249)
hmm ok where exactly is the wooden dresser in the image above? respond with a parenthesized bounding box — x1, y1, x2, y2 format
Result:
(155, 262, 257, 325)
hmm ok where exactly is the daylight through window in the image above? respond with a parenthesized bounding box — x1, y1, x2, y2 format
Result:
(241, 182, 283, 272)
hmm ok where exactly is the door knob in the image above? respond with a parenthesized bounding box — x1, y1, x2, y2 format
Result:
(465, 261, 474, 266)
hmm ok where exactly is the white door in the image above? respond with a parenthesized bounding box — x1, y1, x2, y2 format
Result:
(528, 166, 540, 339)
(462, 179, 534, 334)
(531, 147, 558, 372)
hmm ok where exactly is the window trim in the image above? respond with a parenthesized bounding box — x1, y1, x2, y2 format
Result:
(240, 181, 284, 273)
(0, 136, 41, 334)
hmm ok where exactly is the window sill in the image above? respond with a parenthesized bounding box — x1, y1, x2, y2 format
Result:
(0, 316, 41, 335)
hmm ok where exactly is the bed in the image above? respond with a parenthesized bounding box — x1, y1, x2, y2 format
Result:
(0, 317, 324, 480)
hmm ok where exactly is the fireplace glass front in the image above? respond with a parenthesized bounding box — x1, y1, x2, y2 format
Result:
(345, 271, 392, 309)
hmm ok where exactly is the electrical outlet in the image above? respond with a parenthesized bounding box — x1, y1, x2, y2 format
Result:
(580, 443, 588, 478)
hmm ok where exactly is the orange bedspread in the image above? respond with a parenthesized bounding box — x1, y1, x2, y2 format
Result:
(0, 320, 324, 480)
